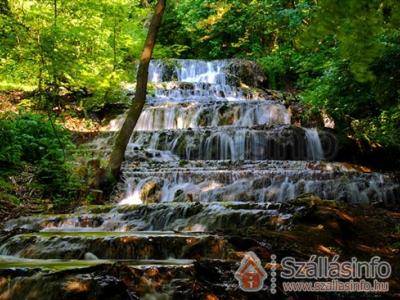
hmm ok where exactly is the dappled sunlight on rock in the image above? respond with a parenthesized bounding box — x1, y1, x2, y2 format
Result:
(317, 245, 338, 256)
(64, 280, 90, 293)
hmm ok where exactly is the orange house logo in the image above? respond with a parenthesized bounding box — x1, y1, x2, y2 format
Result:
(235, 251, 268, 292)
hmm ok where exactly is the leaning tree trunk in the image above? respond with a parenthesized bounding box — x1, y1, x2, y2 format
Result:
(105, 0, 166, 183)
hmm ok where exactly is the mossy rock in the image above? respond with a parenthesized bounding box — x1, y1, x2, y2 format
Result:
(223, 59, 267, 88)
(173, 189, 195, 203)
(140, 179, 163, 204)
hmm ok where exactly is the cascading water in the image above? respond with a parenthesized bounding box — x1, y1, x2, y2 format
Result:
(134, 101, 291, 130)
(119, 59, 399, 205)
(304, 128, 325, 160)
(1, 59, 399, 299)
(149, 60, 228, 84)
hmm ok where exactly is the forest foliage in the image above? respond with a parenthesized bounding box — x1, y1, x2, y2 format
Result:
(0, 0, 399, 206)
(0, 112, 79, 207)
(159, 0, 400, 149)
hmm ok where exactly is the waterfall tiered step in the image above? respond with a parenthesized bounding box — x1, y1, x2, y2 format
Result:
(2, 202, 287, 233)
(120, 162, 398, 204)
(128, 125, 333, 161)
(0, 231, 230, 260)
(0, 255, 194, 271)
(134, 99, 290, 130)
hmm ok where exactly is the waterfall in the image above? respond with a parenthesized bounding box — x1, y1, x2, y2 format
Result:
(2, 60, 400, 300)
(305, 128, 324, 160)
(149, 60, 228, 84)
(118, 59, 398, 205)
(119, 180, 145, 205)
(134, 101, 291, 130)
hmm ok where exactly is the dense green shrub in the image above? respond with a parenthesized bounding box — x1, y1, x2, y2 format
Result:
(0, 113, 79, 206)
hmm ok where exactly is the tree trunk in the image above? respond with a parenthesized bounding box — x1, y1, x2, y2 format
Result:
(105, 0, 166, 184)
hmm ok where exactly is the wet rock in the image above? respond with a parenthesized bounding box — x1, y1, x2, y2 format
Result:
(140, 179, 162, 204)
(129, 125, 332, 161)
(0, 232, 233, 260)
(223, 59, 268, 88)
(173, 190, 195, 203)
(0, 265, 133, 300)
(84, 252, 99, 260)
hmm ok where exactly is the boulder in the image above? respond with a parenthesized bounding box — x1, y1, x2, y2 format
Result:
(223, 59, 268, 88)
(140, 179, 163, 204)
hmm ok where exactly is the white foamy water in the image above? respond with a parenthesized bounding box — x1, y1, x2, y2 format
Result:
(118, 59, 398, 205)
(305, 128, 325, 160)
(149, 60, 228, 84)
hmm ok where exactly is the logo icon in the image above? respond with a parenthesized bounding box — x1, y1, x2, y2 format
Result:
(235, 251, 268, 292)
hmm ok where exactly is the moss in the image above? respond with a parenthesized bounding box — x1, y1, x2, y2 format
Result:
(0, 192, 20, 205)
(0, 257, 196, 273)
(20, 231, 144, 238)
(174, 136, 188, 156)
(391, 241, 400, 249)
(219, 109, 235, 126)
(0, 259, 110, 271)
(160, 59, 181, 81)
(178, 160, 187, 167)
(197, 111, 209, 127)
(78, 205, 115, 214)
(116, 204, 143, 213)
